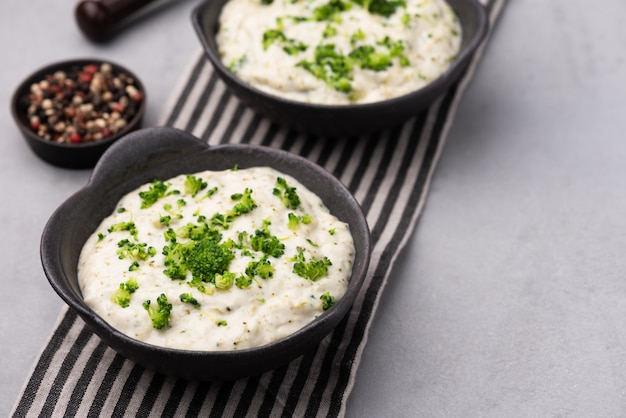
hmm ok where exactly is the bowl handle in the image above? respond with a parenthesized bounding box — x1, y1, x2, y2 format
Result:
(89, 127, 209, 187)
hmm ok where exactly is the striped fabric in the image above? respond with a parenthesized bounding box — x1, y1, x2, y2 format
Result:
(12, 1, 503, 416)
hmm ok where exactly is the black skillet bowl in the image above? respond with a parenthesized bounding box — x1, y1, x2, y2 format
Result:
(11, 58, 145, 169)
(192, 0, 489, 137)
(40, 126, 371, 381)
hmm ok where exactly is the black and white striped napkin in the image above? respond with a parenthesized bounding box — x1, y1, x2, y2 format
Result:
(12, 1, 503, 415)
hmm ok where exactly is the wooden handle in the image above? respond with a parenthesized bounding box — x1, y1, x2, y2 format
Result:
(75, 0, 158, 42)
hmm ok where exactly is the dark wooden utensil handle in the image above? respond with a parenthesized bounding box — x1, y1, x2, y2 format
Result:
(75, 0, 159, 42)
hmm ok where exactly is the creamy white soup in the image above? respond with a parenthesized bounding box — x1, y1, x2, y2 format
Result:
(217, 0, 461, 104)
(78, 167, 354, 351)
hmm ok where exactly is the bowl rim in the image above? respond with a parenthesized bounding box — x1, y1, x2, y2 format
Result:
(191, 0, 489, 111)
(10, 57, 146, 151)
(40, 126, 371, 378)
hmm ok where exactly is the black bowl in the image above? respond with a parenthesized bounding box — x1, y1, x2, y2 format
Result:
(11, 58, 146, 169)
(41, 126, 371, 381)
(192, 0, 488, 137)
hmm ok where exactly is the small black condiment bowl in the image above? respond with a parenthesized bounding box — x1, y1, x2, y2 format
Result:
(41, 126, 371, 381)
(11, 58, 146, 169)
(192, 0, 489, 137)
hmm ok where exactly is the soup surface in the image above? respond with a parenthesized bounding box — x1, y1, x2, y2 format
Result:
(78, 167, 354, 351)
(217, 0, 462, 104)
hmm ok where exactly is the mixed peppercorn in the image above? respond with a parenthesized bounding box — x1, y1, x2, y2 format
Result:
(23, 62, 143, 144)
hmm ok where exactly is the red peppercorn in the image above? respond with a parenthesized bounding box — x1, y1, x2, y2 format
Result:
(69, 132, 82, 144)
(83, 64, 99, 74)
(79, 72, 93, 83)
(109, 102, 125, 113)
(131, 91, 143, 102)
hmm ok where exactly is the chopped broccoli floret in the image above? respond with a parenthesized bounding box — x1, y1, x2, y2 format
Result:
(323, 24, 337, 38)
(215, 271, 236, 290)
(139, 180, 179, 208)
(351, 0, 405, 17)
(292, 248, 332, 281)
(180, 292, 201, 308)
(348, 37, 410, 71)
(107, 221, 137, 238)
(210, 213, 232, 229)
(164, 228, 177, 243)
(111, 278, 139, 308)
(162, 239, 194, 280)
(350, 28, 366, 45)
(142, 294, 172, 329)
(187, 276, 216, 294)
(369, 0, 405, 16)
(379, 36, 410, 66)
(159, 215, 172, 226)
(163, 219, 234, 285)
(216, 319, 228, 326)
(288, 213, 313, 230)
(187, 237, 235, 283)
(223, 237, 242, 250)
(177, 222, 214, 241)
(313, 0, 351, 22)
(116, 239, 156, 261)
(251, 228, 285, 257)
(273, 177, 301, 209)
(262, 29, 308, 55)
(162, 199, 185, 221)
(320, 291, 335, 310)
(185, 175, 208, 197)
(228, 55, 247, 73)
(245, 257, 275, 279)
(401, 12, 411, 26)
(235, 275, 253, 289)
(297, 44, 353, 94)
(230, 188, 257, 216)
(210, 189, 258, 230)
(349, 45, 392, 71)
